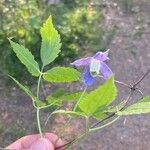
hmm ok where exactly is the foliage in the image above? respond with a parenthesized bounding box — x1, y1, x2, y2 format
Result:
(117, 96, 150, 115)
(43, 67, 81, 83)
(40, 16, 61, 66)
(9, 39, 40, 77)
(7, 15, 150, 149)
(79, 76, 117, 116)
(0, 0, 115, 83)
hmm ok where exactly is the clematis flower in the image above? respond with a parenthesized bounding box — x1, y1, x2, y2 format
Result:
(71, 50, 112, 86)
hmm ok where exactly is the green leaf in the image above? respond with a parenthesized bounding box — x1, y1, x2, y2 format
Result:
(9, 39, 40, 77)
(79, 76, 117, 116)
(43, 67, 81, 82)
(116, 96, 150, 116)
(46, 91, 86, 106)
(9, 76, 45, 107)
(93, 112, 108, 120)
(40, 16, 61, 66)
(138, 96, 150, 103)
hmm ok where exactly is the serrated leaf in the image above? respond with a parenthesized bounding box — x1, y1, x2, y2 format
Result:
(43, 67, 81, 82)
(40, 16, 61, 66)
(10, 76, 45, 107)
(9, 39, 40, 77)
(116, 96, 150, 116)
(79, 76, 117, 116)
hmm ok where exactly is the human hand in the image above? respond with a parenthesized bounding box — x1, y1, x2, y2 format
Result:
(6, 133, 64, 150)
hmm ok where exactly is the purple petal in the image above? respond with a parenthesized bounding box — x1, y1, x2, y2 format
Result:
(82, 66, 96, 86)
(100, 61, 113, 80)
(94, 50, 110, 62)
(71, 57, 91, 67)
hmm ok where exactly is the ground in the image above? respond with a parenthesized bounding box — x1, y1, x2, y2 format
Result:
(0, 0, 150, 149)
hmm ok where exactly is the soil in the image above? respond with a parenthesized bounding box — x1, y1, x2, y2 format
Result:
(0, 0, 150, 149)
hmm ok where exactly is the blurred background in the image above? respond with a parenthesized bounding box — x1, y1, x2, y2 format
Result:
(0, 0, 150, 149)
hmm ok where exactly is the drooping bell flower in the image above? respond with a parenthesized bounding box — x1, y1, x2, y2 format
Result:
(71, 50, 112, 86)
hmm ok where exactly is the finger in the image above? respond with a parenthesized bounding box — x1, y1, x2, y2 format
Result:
(21, 134, 39, 148)
(31, 138, 54, 150)
(44, 133, 64, 148)
(6, 135, 39, 149)
(6, 139, 22, 149)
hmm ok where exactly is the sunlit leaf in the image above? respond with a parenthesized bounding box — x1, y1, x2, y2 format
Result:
(117, 96, 150, 116)
(43, 67, 81, 82)
(40, 16, 61, 66)
(79, 76, 117, 116)
(9, 39, 40, 77)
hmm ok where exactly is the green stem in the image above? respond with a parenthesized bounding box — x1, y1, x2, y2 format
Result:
(73, 87, 87, 111)
(36, 66, 44, 137)
(86, 117, 89, 133)
(55, 88, 87, 147)
(54, 118, 72, 146)
(60, 116, 120, 150)
(37, 66, 44, 98)
(98, 75, 131, 89)
(89, 116, 120, 132)
(37, 108, 42, 137)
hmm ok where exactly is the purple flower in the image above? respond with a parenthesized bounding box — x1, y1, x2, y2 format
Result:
(71, 50, 112, 86)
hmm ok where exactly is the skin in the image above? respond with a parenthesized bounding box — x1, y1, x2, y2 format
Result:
(5, 133, 64, 150)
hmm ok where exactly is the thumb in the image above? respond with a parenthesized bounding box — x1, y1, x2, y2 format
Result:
(31, 138, 54, 150)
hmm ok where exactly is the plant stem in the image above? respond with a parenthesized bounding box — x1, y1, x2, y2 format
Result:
(37, 67, 44, 98)
(114, 80, 131, 88)
(37, 108, 42, 137)
(73, 87, 87, 111)
(57, 68, 150, 149)
(36, 66, 44, 137)
(89, 116, 120, 132)
(55, 88, 87, 147)
(98, 75, 131, 89)
(54, 117, 72, 145)
(134, 68, 150, 87)
(86, 117, 89, 133)
(60, 116, 120, 150)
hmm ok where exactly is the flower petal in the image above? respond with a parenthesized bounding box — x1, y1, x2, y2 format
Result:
(94, 50, 109, 62)
(90, 58, 101, 77)
(71, 57, 91, 67)
(100, 61, 113, 79)
(82, 66, 96, 86)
